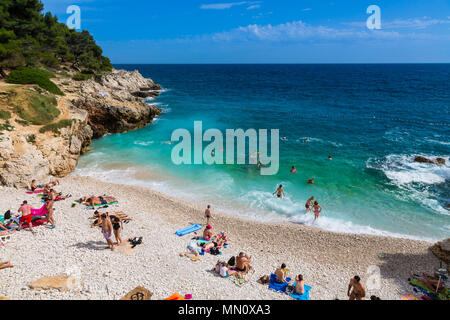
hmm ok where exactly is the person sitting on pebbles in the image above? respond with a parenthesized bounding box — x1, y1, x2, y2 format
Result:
(202, 225, 214, 241)
(236, 252, 252, 274)
(274, 263, 290, 284)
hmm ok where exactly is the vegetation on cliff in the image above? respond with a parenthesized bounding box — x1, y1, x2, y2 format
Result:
(0, 0, 112, 77)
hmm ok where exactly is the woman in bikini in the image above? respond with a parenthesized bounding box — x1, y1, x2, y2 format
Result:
(313, 201, 322, 220)
(272, 185, 285, 199)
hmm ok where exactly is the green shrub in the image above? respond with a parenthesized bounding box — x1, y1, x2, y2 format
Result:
(15, 119, 30, 126)
(6, 67, 64, 95)
(13, 93, 60, 125)
(27, 134, 36, 144)
(0, 123, 14, 131)
(39, 119, 75, 134)
(73, 72, 94, 81)
(0, 110, 11, 120)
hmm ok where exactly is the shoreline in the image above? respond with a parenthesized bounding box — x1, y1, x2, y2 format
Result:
(0, 175, 440, 300)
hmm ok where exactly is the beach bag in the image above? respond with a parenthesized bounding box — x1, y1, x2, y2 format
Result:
(227, 256, 236, 267)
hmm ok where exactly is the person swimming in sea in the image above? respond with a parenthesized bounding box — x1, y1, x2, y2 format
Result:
(273, 185, 285, 199)
(328, 155, 332, 160)
(307, 176, 315, 184)
(290, 166, 297, 174)
(302, 137, 310, 143)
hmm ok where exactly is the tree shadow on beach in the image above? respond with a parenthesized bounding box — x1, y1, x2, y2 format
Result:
(70, 240, 109, 251)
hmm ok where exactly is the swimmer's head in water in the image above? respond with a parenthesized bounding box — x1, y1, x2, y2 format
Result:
(314, 201, 318, 205)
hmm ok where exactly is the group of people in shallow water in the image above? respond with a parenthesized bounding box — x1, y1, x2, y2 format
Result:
(272, 183, 323, 221)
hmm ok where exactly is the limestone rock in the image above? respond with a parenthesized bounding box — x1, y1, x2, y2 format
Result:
(430, 238, 450, 271)
(28, 275, 82, 292)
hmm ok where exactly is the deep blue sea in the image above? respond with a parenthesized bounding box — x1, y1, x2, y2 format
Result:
(76, 64, 450, 241)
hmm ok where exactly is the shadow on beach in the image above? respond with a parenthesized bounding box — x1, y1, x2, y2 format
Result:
(70, 240, 108, 251)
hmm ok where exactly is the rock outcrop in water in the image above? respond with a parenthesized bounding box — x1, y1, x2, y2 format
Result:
(0, 69, 162, 187)
(414, 156, 446, 165)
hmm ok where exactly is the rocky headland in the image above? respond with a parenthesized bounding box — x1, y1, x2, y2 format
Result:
(0, 69, 162, 187)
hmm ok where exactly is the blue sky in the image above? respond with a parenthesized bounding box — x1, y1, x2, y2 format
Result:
(41, 0, 450, 63)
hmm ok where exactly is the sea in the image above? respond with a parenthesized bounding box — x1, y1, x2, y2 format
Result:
(75, 64, 450, 241)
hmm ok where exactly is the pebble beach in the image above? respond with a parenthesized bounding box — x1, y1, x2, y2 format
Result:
(0, 175, 440, 300)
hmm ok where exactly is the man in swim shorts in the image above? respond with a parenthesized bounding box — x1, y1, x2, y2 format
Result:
(18, 201, 33, 232)
(273, 185, 285, 199)
(348, 276, 366, 300)
(101, 213, 114, 251)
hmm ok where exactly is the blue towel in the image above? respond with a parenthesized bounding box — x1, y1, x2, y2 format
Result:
(290, 283, 312, 300)
(268, 273, 291, 292)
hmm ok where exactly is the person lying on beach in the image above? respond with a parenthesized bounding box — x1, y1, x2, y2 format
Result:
(295, 274, 305, 295)
(307, 176, 315, 184)
(273, 185, 285, 199)
(313, 201, 322, 220)
(290, 166, 297, 174)
(348, 276, 366, 300)
(205, 205, 212, 225)
(80, 195, 117, 207)
(100, 213, 114, 251)
(411, 274, 446, 293)
(91, 211, 131, 228)
(203, 225, 214, 241)
(18, 201, 34, 232)
(203, 231, 228, 253)
(305, 196, 314, 212)
(236, 252, 252, 274)
(48, 189, 71, 202)
(274, 263, 290, 284)
(0, 261, 13, 270)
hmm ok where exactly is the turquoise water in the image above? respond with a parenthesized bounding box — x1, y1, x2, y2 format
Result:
(76, 64, 450, 241)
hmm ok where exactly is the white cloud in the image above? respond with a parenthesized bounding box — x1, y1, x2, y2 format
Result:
(200, 1, 261, 10)
(200, 2, 248, 10)
(302, 8, 312, 12)
(247, 4, 261, 10)
(344, 17, 450, 30)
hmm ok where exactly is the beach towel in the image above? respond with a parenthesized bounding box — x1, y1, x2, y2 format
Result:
(26, 190, 43, 194)
(268, 273, 291, 293)
(229, 268, 255, 287)
(175, 224, 202, 237)
(401, 293, 421, 300)
(410, 278, 450, 300)
(31, 205, 47, 216)
(85, 201, 118, 208)
(165, 293, 186, 300)
(290, 283, 312, 300)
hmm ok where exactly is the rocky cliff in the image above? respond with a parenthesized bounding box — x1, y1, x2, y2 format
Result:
(0, 69, 162, 187)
